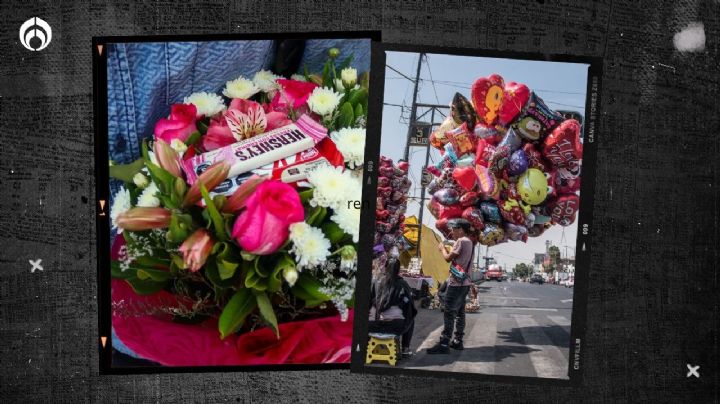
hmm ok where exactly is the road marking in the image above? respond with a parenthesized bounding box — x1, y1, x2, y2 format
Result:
(548, 315, 571, 326)
(511, 314, 570, 379)
(450, 313, 498, 374)
(415, 325, 445, 353)
(561, 299, 573, 303)
(481, 296, 539, 301)
(496, 307, 558, 312)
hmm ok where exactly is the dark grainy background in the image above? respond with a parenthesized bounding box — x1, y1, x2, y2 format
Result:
(0, 0, 717, 402)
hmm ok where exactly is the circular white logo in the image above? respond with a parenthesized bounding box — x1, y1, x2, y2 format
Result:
(19, 17, 52, 51)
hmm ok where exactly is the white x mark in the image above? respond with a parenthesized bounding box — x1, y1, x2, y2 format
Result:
(29, 259, 43, 273)
(686, 364, 700, 378)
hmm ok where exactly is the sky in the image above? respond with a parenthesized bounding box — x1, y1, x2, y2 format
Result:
(379, 51, 589, 271)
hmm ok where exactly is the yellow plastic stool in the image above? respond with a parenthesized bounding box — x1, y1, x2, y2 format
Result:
(365, 333, 400, 366)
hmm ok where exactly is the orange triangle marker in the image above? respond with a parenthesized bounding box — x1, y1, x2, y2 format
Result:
(97, 44, 104, 56)
(101, 336, 107, 348)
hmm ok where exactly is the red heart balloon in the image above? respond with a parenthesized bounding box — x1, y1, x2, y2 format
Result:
(543, 119, 582, 168)
(452, 166, 477, 191)
(462, 207, 485, 230)
(548, 194, 580, 226)
(460, 191, 480, 207)
(435, 218, 452, 239)
(523, 143, 551, 172)
(439, 204, 464, 220)
(555, 166, 582, 194)
(427, 199, 442, 219)
(499, 82, 530, 126)
(498, 201, 527, 225)
(471, 74, 505, 125)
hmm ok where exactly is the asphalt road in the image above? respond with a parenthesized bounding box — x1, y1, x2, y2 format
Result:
(370, 279, 574, 379)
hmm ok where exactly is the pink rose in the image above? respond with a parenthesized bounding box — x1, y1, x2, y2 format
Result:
(271, 79, 318, 113)
(154, 104, 198, 143)
(231, 180, 304, 255)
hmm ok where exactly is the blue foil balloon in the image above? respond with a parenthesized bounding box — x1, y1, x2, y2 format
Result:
(433, 188, 460, 206)
(508, 149, 529, 176)
(479, 201, 502, 224)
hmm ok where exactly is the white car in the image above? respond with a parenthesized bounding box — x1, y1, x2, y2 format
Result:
(564, 278, 574, 288)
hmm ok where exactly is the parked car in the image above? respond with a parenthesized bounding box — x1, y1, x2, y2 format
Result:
(565, 277, 574, 288)
(486, 265, 504, 282)
(529, 274, 544, 284)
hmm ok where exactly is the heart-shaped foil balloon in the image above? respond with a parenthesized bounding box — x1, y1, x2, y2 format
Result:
(451, 92, 479, 130)
(479, 201, 503, 224)
(377, 176, 390, 188)
(379, 166, 395, 179)
(473, 122, 503, 145)
(446, 122, 477, 156)
(452, 166, 477, 191)
(376, 220, 392, 234)
(543, 119, 582, 168)
(433, 188, 461, 206)
(439, 204, 464, 220)
(376, 209, 390, 220)
(498, 81, 531, 126)
(471, 74, 505, 125)
(513, 92, 564, 141)
(523, 143, 551, 172)
(474, 139, 496, 167)
(549, 194, 580, 226)
(460, 191, 480, 207)
(504, 222, 529, 242)
(478, 223, 505, 246)
(462, 206, 485, 230)
(498, 201, 527, 225)
(489, 127, 523, 175)
(377, 186, 392, 199)
(435, 218, 452, 239)
(427, 199, 441, 219)
(555, 165, 582, 194)
(475, 164, 499, 198)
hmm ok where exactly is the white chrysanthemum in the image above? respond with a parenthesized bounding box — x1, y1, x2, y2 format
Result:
(306, 165, 354, 209)
(332, 205, 360, 243)
(289, 222, 331, 270)
(183, 92, 226, 117)
(307, 87, 342, 116)
(290, 74, 308, 82)
(341, 67, 357, 88)
(136, 181, 160, 208)
(110, 187, 132, 233)
(223, 76, 260, 99)
(252, 69, 280, 93)
(331, 128, 366, 169)
(170, 138, 188, 155)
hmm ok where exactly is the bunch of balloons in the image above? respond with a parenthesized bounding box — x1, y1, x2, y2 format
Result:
(425, 74, 582, 246)
(374, 156, 412, 252)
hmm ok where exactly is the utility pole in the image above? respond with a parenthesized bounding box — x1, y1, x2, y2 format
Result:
(403, 53, 424, 161)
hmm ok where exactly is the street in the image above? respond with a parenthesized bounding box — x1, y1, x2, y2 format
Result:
(377, 280, 573, 379)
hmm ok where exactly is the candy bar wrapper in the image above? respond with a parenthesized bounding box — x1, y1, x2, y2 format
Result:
(184, 114, 328, 185)
(207, 138, 344, 199)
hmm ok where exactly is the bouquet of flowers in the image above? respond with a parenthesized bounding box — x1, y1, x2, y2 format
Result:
(109, 48, 368, 364)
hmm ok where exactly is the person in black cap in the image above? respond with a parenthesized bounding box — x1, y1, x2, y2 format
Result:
(427, 219, 475, 354)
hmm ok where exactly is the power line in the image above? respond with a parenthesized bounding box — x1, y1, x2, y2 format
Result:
(385, 64, 417, 83)
(423, 54, 441, 105)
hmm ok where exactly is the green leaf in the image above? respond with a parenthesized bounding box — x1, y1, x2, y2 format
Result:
(200, 184, 228, 241)
(305, 206, 327, 227)
(218, 288, 257, 339)
(254, 291, 280, 338)
(244, 258, 264, 290)
(291, 272, 330, 307)
(337, 102, 354, 128)
(109, 158, 145, 183)
(134, 255, 170, 268)
(167, 213, 193, 243)
(321, 221, 346, 245)
(321, 60, 331, 88)
(347, 88, 368, 108)
(205, 258, 240, 289)
(215, 242, 240, 280)
(354, 103, 364, 120)
(110, 261, 136, 279)
(299, 188, 314, 204)
(126, 277, 167, 295)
